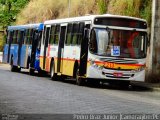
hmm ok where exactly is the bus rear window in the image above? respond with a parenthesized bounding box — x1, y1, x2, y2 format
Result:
(94, 17, 147, 29)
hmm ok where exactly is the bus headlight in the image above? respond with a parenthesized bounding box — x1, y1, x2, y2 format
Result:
(93, 64, 104, 70)
(131, 66, 145, 73)
(98, 66, 104, 70)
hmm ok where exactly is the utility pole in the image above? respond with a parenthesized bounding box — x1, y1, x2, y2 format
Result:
(148, 0, 156, 73)
(148, 0, 160, 79)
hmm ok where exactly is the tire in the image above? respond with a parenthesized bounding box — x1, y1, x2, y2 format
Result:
(10, 58, 17, 72)
(29, 63, 34, 75)
(50, 61, 57, 80)
(16, 67, 21, 72)
(76, 68, 85, 86)
(38, 69, 45, 77)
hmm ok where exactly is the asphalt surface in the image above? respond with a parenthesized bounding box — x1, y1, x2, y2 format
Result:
(0, 64, 160, 114)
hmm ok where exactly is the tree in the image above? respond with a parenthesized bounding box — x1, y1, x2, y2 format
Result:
(0, 0, 29, 28)
(0, 0, 29, 51)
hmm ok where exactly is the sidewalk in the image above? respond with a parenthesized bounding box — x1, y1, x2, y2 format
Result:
(131, 81, 160, 91)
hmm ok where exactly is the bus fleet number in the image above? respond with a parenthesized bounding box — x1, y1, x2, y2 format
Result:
(105, 62, 115, 68)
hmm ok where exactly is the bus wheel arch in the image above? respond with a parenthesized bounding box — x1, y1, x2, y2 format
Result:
(10, 55, 18, 72)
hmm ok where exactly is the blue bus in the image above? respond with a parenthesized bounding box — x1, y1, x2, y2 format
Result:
(3, 23, 44, 75)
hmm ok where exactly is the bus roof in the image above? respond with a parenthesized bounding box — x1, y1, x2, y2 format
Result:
(44, 14, 147, 25)
(7, 23, 44, 31)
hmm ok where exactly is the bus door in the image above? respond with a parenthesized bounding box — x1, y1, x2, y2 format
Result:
(43, 26, 51, 70)
(17, 31, 24, 66)
(57, 25, 67, 73)
(7, 31, 13, 63)
(30, 30, 39, 68)
(79, 24, 89, 76)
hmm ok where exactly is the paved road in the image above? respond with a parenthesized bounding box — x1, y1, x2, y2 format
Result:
(0, 64, 160, 114)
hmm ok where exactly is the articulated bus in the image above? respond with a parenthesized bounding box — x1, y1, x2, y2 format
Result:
(3, 23, 44, 75)
(40, 14, 148, 85)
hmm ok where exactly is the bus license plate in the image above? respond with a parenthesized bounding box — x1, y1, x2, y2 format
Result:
(113, 72, 123, 77)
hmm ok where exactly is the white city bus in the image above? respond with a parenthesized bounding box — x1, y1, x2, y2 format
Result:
(40, 14, 148, 85)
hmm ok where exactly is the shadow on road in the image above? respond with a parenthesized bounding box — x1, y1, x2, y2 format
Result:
(56, 78, 154, 92)
(5, 69, 154, 92)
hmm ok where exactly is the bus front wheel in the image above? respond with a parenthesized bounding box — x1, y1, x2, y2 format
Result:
(76, 68, 85, 86)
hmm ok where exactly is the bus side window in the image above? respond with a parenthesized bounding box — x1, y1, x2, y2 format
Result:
(85, 24, 90, 29)
(6, 31, 13, 44)
(77, 22, 85, 45)
(37, 31, 42, 49)
(29, 29, 33, 44)
(6, 31, 10, 44)
(23, 30, 27, 44)
(89, 29, 97, 53)
(12, 30, 18, 44)
(17, 31, 21, 43)
(66, 23, 72, 45)
(49, 25, 55, 44)
(43, 26, 46, 45)
(22, 31, 25, 44)
(54, 25, 60, 44)
(25, 29, 29, 44)
(71, 23, 79, 45)
(26, 29, 33, 45)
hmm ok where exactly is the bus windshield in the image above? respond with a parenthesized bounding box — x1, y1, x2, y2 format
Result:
(89, 28, 147, 59)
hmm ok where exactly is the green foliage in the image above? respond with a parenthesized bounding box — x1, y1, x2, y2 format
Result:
(140, 0, 152, 26)
(0, 0, 29, 28)
(97, 0, 107, 14)
(0, 32, 5, 51)
(0, 0, 29, 51)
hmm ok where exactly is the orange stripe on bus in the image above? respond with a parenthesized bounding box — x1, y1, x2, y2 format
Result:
(40, 56, 145, 67)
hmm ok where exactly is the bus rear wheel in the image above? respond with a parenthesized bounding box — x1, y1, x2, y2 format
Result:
(10, 58, 17, 72)
(50, 61, 57, 80)
(29, 64, 34, 75)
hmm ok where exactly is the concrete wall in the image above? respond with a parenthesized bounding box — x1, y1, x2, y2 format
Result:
(152, 0, 160, 74)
